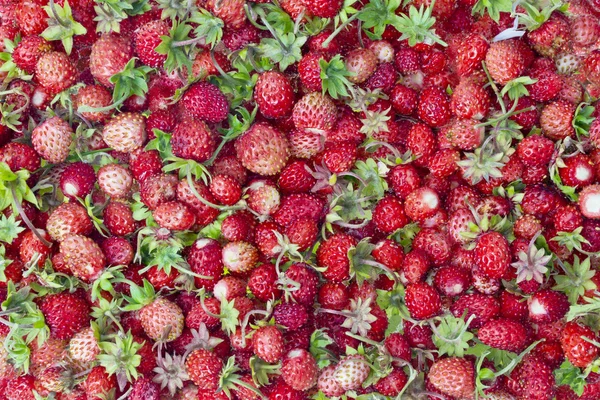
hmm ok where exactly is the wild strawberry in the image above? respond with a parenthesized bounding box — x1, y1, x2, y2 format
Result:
(19, 229, 52, 266)
(317, 233, 357, 283)
(46, 203, 92, 242)
(516, 134, 554, 167)
(417, 85, 451, 127)
(35, 51, 77, 96)
(248, 263, 281, 302)
(138, 172, 177, 210)
(222, 241, 259, 274)
(317, 365, 345, 397)
(559, 154, 595, 187)
(390, 84, 418, 115)
(89, 34, 133, 87)
(101, 237, 134, 266)
(313, 141, 357, 173)
(181, 82, 229, 123)
(427, 148, 460, 178)
(474, 231, 510, 279)
(404, 187, 441, 222)
(134, 19, 169, 68)
(0, 142, 41, 173)
(68, 327, 99, 364)
(540, 99, 575, 140)
(526, 14, 569, 57)
(451, 293, 500, 328)
(235, 122, 290, 176)
(485, 39, 528, 85)
(285, 217, 318, 251)
(333, 354, 370, 391)
(434, 266, 471, 296)
(288, 129, 324, 159)
(455, 33, 488, 76)
(428, 357, 475, 399)
(561, 321, 598, 368)
(372, 195, 409, 234)
(528, 61, 562, 102)
(60, 234, 106, 282)
(284, 263, 318, 305)
(386, 164, 421, 200)
(292, 92, 337, 132)
(253, 325, 284, 363)
(572, 15, 600, 47)
(277, 160, 316, 194)
(478, 318, 529, 352)
(192, 49, 231, 79)
(206, 0, 246, 29)
(406, 123, 437, 164)
(75, 85, 113, 123)
(528, 289, 569, 323)
(405, 282, 441, 320)
(345, 48, 377, 83)
(12, 35, 51, 74)
(254, 71, 295, 119)
(298, 52, 326, 91)
(40, 292, 91, 340)
(506, 355, 555, 399)
(102, 112, 146, 153)
(578, 184, 600, 219)
(102, 200, 136, 236)
(279, 349, 317, 391)
(273, 193, 324, 228)
(246, 180, 280, 216)
(171, 118, 216, 163)
(185, 349, 222, 390)
(130, 149, 162, 182)
(152, 201, 196, 231)
(15, 0, 47, 35)
(97, 163, 133, 199)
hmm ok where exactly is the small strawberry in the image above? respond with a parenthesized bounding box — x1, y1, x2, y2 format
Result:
(68, 327, 100, 364)
(103, 200, 136, 236)
(253, 325, 284, 363)
(578, 184, 600, 219)
(181, 82, 229, 123)
(187, 238, 224, 291)
(526, 14, 569, 57)
(528, 289, 569, 323)
(292, 92, 338, 133)
(254, 71, 295, 119)
(317, 233, 357, 283)
(134, 19, 169, 68)
(140, 172, 178, 210)
(505, 355, 555, 399)
(539, 99, 575, 140)
(451, 293, 500, 328)
(434, 266, 471, 296)
(205, 0, 246, 29)
(35, 52, 77, 96)
(404, 187, 441, 222)
(390, 84, 418, 115)
(428, 357, 475, 399)
(305, 0, 342, 17)
(171, 118, 216, 163)
(84, 366, 117, 399)
(60, 234, 106, 283)
(474, 232, 510, 279)
(222, 241, 259, 274)
(46, 203, 92, 242)
(12, 35, 52, 74)
(485, 39, 528, 85)
(405, 282, 441, 320)
(102, 112, 146, 153)
(561, 321, 599, 368)
(248, 263, 281, 302)
(185, 349, 222, 390)
(89, 34, 133, 87)
(345, 48, 377, 83)
(75, 85, 113, 123)
(333, 354, 370, 391)
(284, 263, 318, 305)
(478, 318, 529, 352)
(235, 122, 290, 176)
(372, 195, 409, 234)
(152, 201, 197, 231)
(40, 292, 91, 340)
(30, 116, 73, 164)
(516, 134, 554, 167)
(97, 163, 133, 199)
(417, 85, 451, 127)
(281, 349, 318, 391)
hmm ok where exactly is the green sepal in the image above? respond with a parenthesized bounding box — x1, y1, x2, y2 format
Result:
(500, 76, 537, 102)
(121, 279, 156, 310)
(553, 256, 596, 305)
(188, 8, 224, 49)
(41, 0, 87, 55)
(155, 22, 194, 74)
(97, 330, 142, 389)
(320, 55, 354, 99)
(309, 329, 335, 369)
(554, 360, 587, 397)
(392, 2, 446, 46)
(472, 0, 513, 23)
(0, 214, 25, 244)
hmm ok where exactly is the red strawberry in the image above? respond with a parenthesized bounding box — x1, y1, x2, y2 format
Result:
(280, 349, 318, 391)
(222, 241, 259, 274)
(152, 201, 196, 231)
(434, 266, 471, 296)
(185, 349, 222, 390)
(506, 355, 555, 399)
(578, 184, 600, 219)
(254, 71, 295, 119)
(292, 92, 337, 132)
(15, 0, 47, 35)
(304, 0, 342, 17)
(134, 19, 169, 68)
(417, 85, 451, 127)
(317, 233, 357, 283)
(284, 263, 318, 306)
(273, 193, 324, 228)
(372, 195, 409, 234)
(528, 289, 569, 323)
(130, 149, 162, 182)
(277, 160, 316, 194)
(12, 35, 52, 74)
(390, 84, 418, 115)
(345, 48, 377, 84)
(235, 122, 290, 176)
(516, 135, 554, 167)
(474, 232, 510, 279)
(0, 142, 41, 173)
(478, 318, 529, 352)
(485, 39, 528, 85)
(19, 229, 52, 266)
(253, 325, 284, 363)
(60, 234, 106, 282)
(90, 34, 133, 87)
(561, 321, 599, 368)
(140, 172, 178, 210)
(75, 85, 113, 123)
(404, 187, 441, 222)
(406, 123, 437, 162)
(405, 282, 441, 320)
(103, 200, 136, 236)
(455, 33, 488, 76)
(171, 118, 216, 163)
(205, 0, 246, 29)
(428, 357, 475, 399)
(451, 293, 500, 328)
(313, 141, 357, 173)
(289, 129, 324, 159)
(35, 52, 77, 96)
(539, 99, 575, 140)
(248, 263, 281, 302)
(40, 292, 91, 340)
(181, 82, 229, 123)
(46, 203, 92, 242)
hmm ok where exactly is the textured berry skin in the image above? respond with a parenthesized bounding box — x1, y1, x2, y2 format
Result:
(372, 195, 409, 234)
(506, 355, 555, 400)
(97, 163, 133, 198)
(474, 232, 510, 279)
(59, 162, 96, 200)
(12, 35, 52, 74)
(317, 234, 357, 283)
(417, 85, 451, 127)
(60, 234, 107, 283)
(254, 71, 295, 119)
(185, 349, 222, 390)
(528, 289, 570, 324)
(451, 293, 500, 328)
(405, 282, 441, 320)
(485, 40, 528, 85)
(333, 354, 370, 391)
(292, 92, 338, 132)
(46, 203, 92, 242)
(102, 112, 147, 153)
(235, 122, 290, 176)
(134, 19, 169, 68)
(31, 116, 73, 164)
(182, 82, 229, 123)
(40, 292, 91, 340)
(428, 357, 475, 399)
(75, 85, 113, 123)
(561, 321, 599, 368)
(253, 325, 284, 363)
(478, 318, 528, 352)
(90, 34, 133, 87)
(281, 349, 318, 391)
(171, 119, 216, 163)
(35, 52, 77, 96)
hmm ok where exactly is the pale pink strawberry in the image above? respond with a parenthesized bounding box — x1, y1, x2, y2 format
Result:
(31, 117, 73, 163)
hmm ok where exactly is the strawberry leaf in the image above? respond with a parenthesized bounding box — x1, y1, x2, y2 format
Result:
(258, 32, 306, 71)
(572, 103, 595, 139)
(500, 76, 537, 102)
(554, 256, 596, 305)
(0, 214, 25, 244)
(155, 22, 194, 73)
(98, 331, 142, 389)
(358, 0, 401, 40)
(431, 314, 474, 357)
(42, 0, 87, 55)
(393, 3, 446, 46)
(472, 0, 513, 23)
(320, 55, 354, 99)
(108, 58, 154, 108)
(555, 360, 587, 396)
(309, 329, 335, 369)
(188, 9, 224, 49)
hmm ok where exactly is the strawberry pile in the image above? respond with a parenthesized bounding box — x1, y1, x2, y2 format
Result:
(3, 0, 600, 399)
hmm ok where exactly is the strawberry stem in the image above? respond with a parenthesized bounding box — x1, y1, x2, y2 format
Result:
(49, 0, 70, 28)
(172, 36, 206, 48)
(209, 49, 239, 86)
(322, 13, 360, 48)
(185, 173, 245, 211)
(239, 309, 271, 347)
(10, 186, 52, 247)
